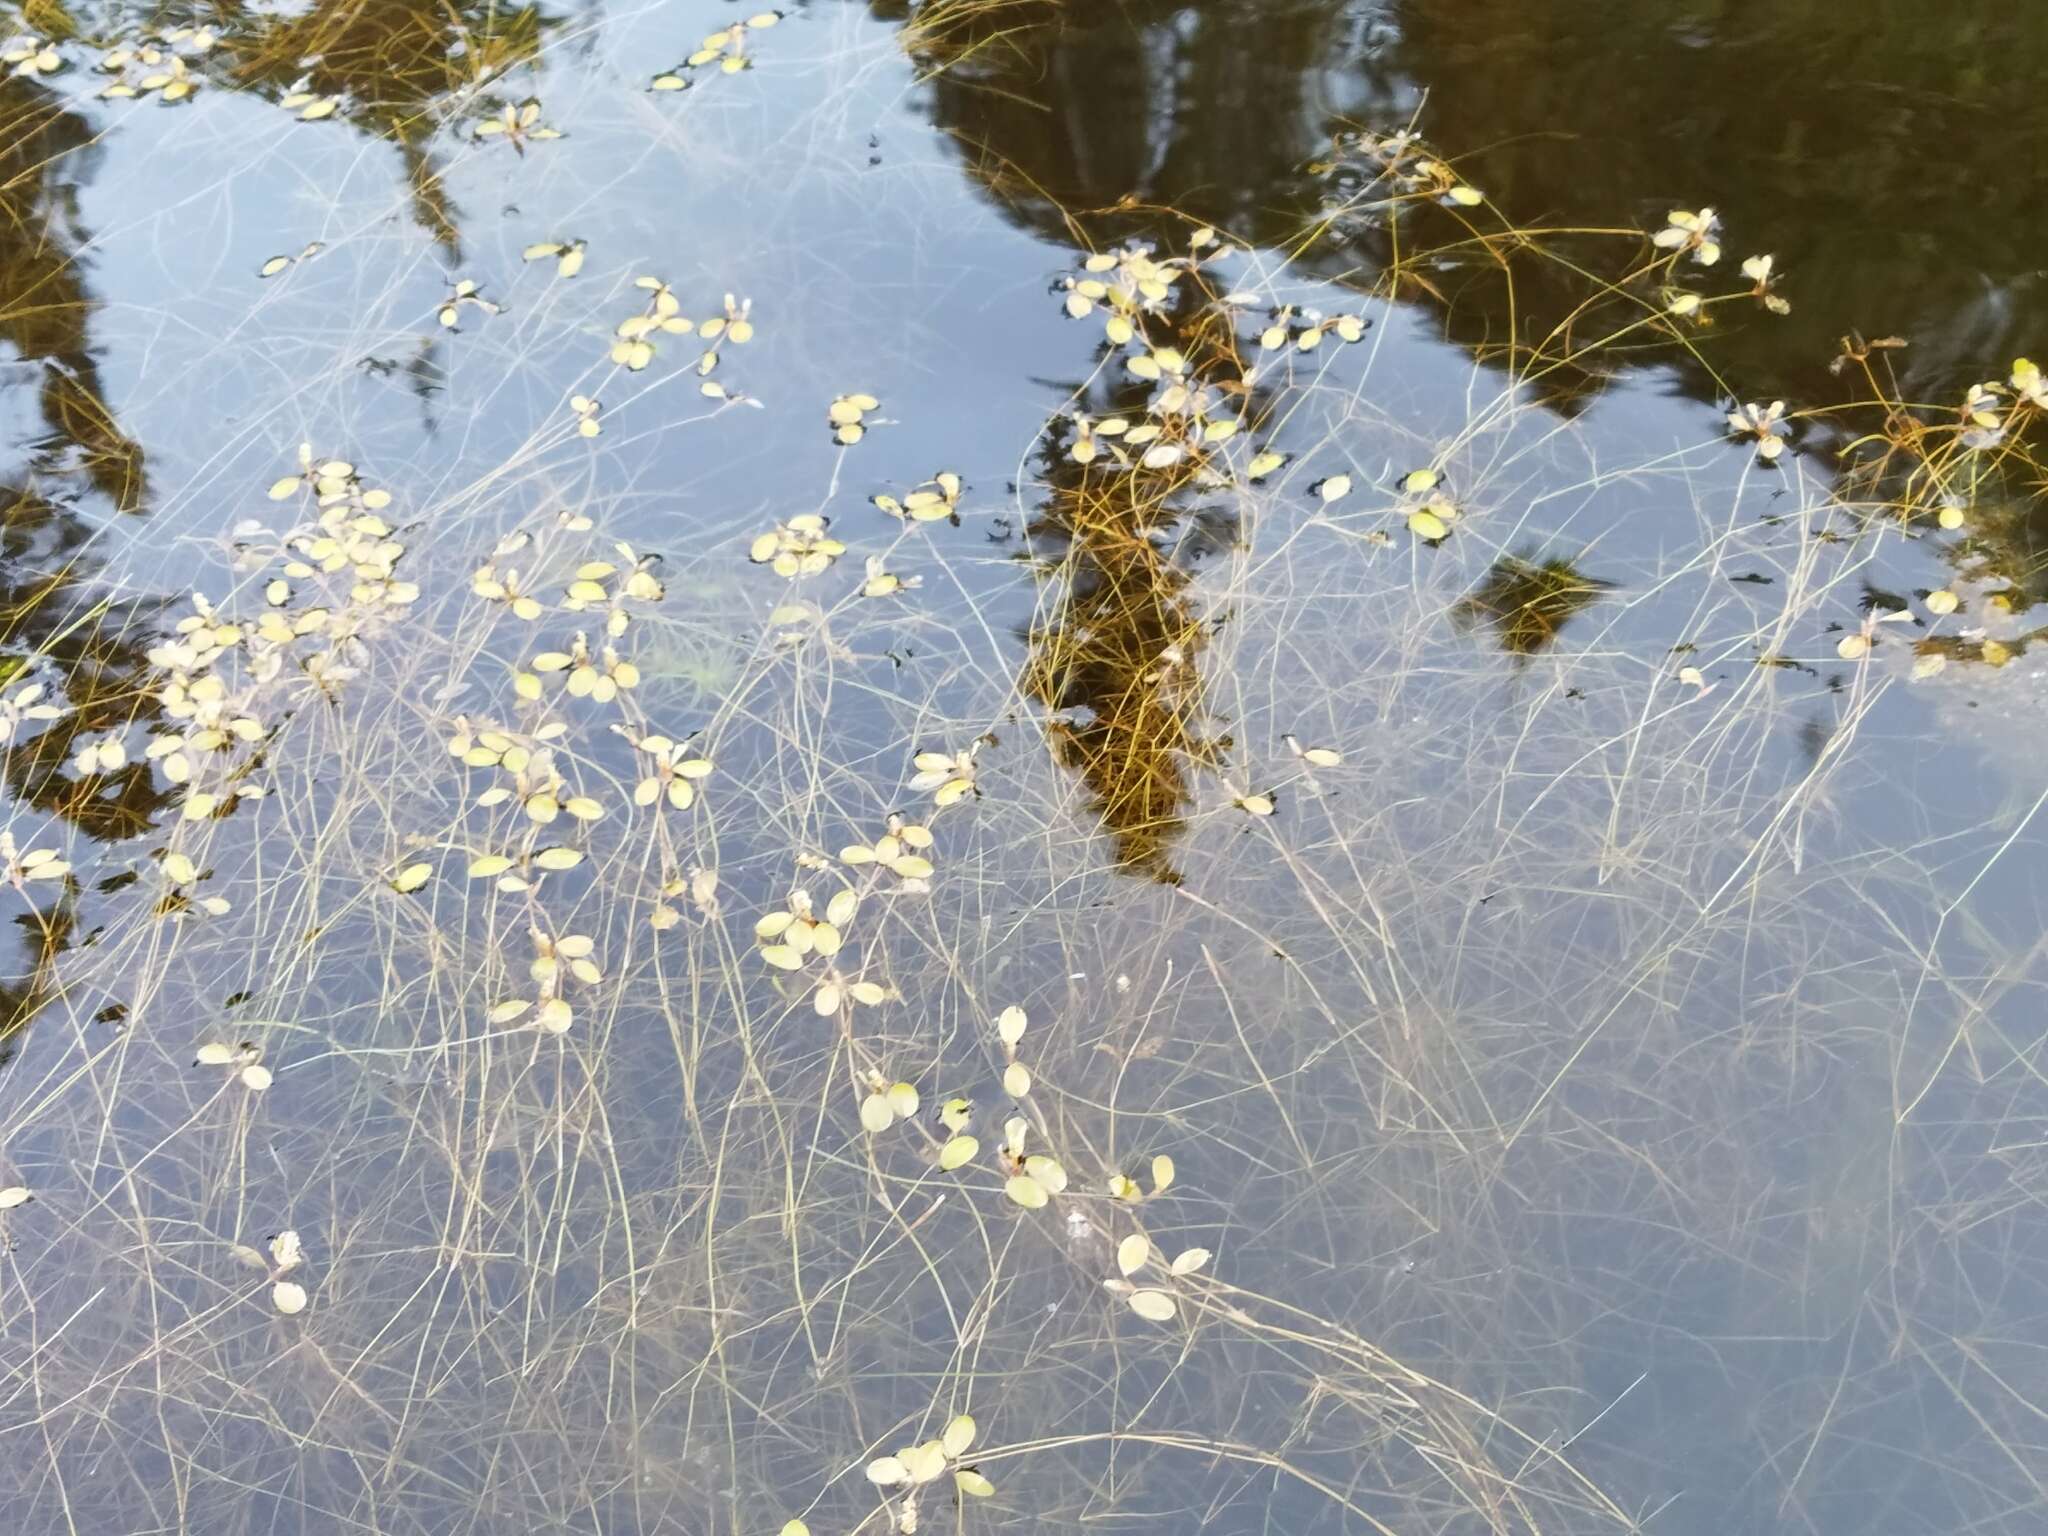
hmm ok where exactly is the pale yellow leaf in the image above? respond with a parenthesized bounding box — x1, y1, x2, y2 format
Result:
(1127, 1289, 1178, 1322)
(1022, 1155, 1066, 1194)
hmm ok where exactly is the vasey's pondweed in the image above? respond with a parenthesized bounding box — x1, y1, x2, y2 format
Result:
(0, 5, 2043, 1536)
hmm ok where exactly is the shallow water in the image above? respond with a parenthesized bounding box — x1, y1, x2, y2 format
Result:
(0, 4, 2044, 1535)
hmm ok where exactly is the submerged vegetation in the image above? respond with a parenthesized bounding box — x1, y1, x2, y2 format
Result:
(0, 4, 2045, 1536)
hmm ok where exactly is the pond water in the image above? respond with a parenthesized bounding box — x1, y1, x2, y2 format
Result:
(1, 3, 2044, 1535)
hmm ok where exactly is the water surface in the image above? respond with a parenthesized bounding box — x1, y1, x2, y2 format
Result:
(0, 4, 2044, 1535)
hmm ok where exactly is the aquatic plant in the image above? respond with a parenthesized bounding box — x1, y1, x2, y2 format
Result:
(0, 10, 2043, 1536)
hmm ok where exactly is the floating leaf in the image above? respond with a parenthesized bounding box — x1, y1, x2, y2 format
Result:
(392, 862, 433, 892)
(272, 1281, 309, 1314)
(1002, 1062, 1031, 1097)
(1022, 1155, 1067, 1194)
(1116, 1234, 1150, 1276)
(1408, 507, 1449, 542)
(996, 1005, 1027, 1046)
(269, 1230, 305, 1271)
(942, 1415, 977, 1458)
(0, 1186, 30, 1210)
(1151, 1155, 1175, 1194)
(866, 1456, 908, 1486)
(1169, 1247, 1211, 1276)
(955, 1469, 995, 1498)
(229, 1242, 269, 1271)
(900, 1442, 947, 1484)
(1004, 1174, 1049, 1209)
(1127, 1289, 1178, 1322)
(939, 1135, 979, 1171)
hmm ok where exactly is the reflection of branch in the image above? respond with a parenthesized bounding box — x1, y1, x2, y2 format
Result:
(1018, 267, 1261, 883)
(215, 0, 562, 254)
(399, 140, 461, 258)
(0, 77, 149, 511)
(37, 359, 147, 510)
(886, 0, 2048, 622)
(0, 485, 177, 842)
(1024, 471, 1221, 885)
(0, 897, 73, 1072)
(1450, 550, 1614, 662)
